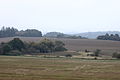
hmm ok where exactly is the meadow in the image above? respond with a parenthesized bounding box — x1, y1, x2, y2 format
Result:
(0, 56, 120, 80)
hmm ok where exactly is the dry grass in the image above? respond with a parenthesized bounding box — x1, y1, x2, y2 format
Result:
(0, 56, 120, 80)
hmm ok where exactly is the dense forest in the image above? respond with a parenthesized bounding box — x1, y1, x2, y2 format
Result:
(97, 33, 120, 41)
(0, 38, 67, 55)
(0, 27, 42, 38)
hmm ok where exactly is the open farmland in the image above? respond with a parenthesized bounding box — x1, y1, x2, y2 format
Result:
(0, 37, 120, 80)
(0, 37, 120, 55)
(0, 56, 120, 80)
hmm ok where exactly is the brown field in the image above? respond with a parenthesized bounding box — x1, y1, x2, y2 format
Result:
(0, 37, 120, 80)
(0, 37, 120, 55)
(0, 56, 120, 80)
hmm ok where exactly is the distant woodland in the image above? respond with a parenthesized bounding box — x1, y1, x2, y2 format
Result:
(0, 27, 120, 41)
(97, 33, 120, 41)
(44, 32, 87, 39)
(0, 27, 42, 38)
(0, 27, 86, 39)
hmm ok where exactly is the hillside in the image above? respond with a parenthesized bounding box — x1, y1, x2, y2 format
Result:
(44, 32, 87, 39)
(44, 32, 69, 38)
(76, 31, 120, 39)
(0, 37, 120, 55)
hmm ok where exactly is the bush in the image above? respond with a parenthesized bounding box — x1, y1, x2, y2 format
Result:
(116, 54, 120, 59)
(54, 40, 67, 51)
(94, 49, 101, 57)
(65, 54, 72, 57)
(112, 52, 120, 59)
(6, 50, 22, 56)
(94, 57, 97, 60)
(0, 44, 12, 55)
(112, 52, 118, 58)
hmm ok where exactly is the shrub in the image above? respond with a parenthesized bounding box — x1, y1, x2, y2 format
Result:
(0, 44, 12, 55)
(54, 40, 67, 51)
(85, 49, 89, 52)
(116, 54, 120, 59)
(112, 52, 120, 59)
(6, 50, 22, 56)
(112, 52, 118, 58)
(65, 54, 72, 57)
(94, 49, 101, 57)
(94, 57, 97, 60)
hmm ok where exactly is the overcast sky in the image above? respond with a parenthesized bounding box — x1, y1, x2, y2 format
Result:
(0, 0, 120, 34)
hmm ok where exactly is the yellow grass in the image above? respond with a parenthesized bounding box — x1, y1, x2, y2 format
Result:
(0, 56, 120, 80)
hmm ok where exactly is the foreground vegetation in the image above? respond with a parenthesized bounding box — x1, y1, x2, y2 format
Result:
(0, 37, 120, 56)
(0, 56, 119, 80)
(0, 38, 67, 55)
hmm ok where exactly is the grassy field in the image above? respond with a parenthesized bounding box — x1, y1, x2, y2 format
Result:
(0, 56, 120, 80)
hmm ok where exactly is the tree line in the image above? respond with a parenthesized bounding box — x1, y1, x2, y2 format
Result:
(97, 33, 120, 41)
(0, 27, 42, 38)
(44, 32, 87, 39)
(0, 27, 87, 39)
(0, 38, 67, 56)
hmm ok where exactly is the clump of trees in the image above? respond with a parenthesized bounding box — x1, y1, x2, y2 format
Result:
(0, 27, 42, 38)
(97, 33, 120, 41)
(112, 52, 120, 59)
(0, 38, 25, 55)
(0, 27, 18, 37)
(0, 38, 67, 55)
(65, 35, 87, 39)
(93, 49, 101, 59)
(16, 29, 42, 37)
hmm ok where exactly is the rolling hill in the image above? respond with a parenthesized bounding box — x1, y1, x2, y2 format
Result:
(0, 37, 120, 55)
(44, 32, 69, 38)
(75, 31, 120, 39)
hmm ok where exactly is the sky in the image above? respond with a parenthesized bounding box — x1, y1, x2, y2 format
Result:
(0, 0, 120, 34)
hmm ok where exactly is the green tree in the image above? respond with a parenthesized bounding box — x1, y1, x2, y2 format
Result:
(0, 44, 12, 55)
(35, 39, 55, 53)
(8, 38, 25, 51)
(54, 40, 67, 51)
